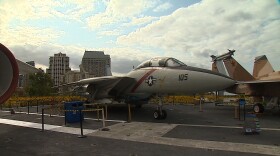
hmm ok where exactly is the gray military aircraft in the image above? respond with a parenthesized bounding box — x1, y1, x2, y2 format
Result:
(65, 57, 236, 119)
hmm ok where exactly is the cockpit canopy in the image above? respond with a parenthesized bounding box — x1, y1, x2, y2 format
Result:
(135, 57, 186, 69)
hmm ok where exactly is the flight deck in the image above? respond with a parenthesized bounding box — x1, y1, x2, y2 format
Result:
(0, 103, 279, 156)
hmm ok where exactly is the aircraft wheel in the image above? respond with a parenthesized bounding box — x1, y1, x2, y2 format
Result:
(253, 103, 264, 113)
(153, 110, 161, 120)
(161, 110, 167, 119)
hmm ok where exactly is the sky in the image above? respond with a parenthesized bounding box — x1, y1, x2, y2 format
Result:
(1, 0, 279, 75)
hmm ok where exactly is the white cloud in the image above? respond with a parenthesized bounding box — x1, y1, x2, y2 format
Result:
(2, 0, 279, 75)
(107, 0, 155, 17)
(1, 26, 64, 47)
(0, 0, 63, 22)
(123, 16, 158, 27)
(98, 30, 122, 36)
(87, 12, 120, 29)
(117, 0, 280, 71)
(35, 63, 49, 72)
(62, 0, 96, 22)
(0, 0, 95, 30)
(153, 2, 172, 12)
(87, 0, 156, 29)
(0, 0, 66, 47)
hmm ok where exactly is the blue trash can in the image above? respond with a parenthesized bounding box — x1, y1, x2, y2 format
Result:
(64, 101, 84, 123)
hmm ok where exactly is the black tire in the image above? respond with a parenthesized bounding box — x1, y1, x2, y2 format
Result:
(161, 110, 167, 119)
(153, 110, 161, 119)
(253, 103, 264, 113)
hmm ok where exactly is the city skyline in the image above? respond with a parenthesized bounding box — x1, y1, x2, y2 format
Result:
(1, 0, 279, 76)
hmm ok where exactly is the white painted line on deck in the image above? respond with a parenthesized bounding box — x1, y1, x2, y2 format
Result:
(178, 123, 242, 129)
(177, 123, 280, 131)
(0, 118, 60, 130)
(84, 117, 126, 123)
(0, 118, 96, 135)
(1, 110, 126, 123)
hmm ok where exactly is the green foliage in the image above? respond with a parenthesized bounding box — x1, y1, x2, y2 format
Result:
(26, 72, 54, 96)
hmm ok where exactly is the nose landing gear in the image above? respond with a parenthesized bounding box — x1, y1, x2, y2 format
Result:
(153, 96, 167, 120)
(153, 109, 167, 119)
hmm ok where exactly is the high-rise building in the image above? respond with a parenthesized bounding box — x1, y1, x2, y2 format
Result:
(80, 51, 111, 77)
(46, 52, 71, 86)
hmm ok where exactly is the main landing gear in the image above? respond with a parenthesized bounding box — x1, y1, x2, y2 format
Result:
(153, 97, 167, 120)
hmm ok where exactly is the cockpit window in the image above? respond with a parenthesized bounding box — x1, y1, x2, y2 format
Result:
(165, 58, 186, 67)
(135, 60, 150, 69)
(135, 57, 186, 69)
(150, 58, 166, 67)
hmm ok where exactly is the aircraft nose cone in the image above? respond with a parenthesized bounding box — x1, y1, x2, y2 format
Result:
(176, 66, 236, 94)
(216, 75, 236, 89)
(205, 69, 236, 90)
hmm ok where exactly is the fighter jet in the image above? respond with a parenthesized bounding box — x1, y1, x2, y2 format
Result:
(65, 57, 235, 119)
(211, 50, 280, 113)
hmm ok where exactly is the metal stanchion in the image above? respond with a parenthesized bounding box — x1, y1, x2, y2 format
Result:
(27, 101, 30, 114)
(40, 108, 44, 132)
(244, 103, 246, 121)
(18, 101, 21, 112)
(105, 105, 108, 120)
(36, 100, 39, 113)
(127, 103, 131, 122)
(238, 101, 241, 120)
(199, 97, 203, 112)
(49, 104, 52, 117)
(64, 105, 67, 126)
(102, 108, 105, 127)
(78, 109, 86, 138)
(42, 102, 44, 113)
(97, 104, 100, 121)
(101, 108, 110, 131)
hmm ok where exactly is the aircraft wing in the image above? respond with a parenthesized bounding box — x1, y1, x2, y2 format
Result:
(65, 76, 136, 99)
(227, 80, 280, 96)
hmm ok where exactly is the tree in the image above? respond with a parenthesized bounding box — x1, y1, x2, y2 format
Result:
(26, 72, 54, 96)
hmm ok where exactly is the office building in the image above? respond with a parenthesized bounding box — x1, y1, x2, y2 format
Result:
(46, 52, 71, 86)
(80, 51, 111, 77)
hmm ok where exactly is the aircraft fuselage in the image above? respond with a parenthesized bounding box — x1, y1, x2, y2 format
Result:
(125, 65, 235, 98)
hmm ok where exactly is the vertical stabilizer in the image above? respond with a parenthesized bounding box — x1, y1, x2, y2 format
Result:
(253, 55, 274, 79)
(211, 50, 254, 81)
(212, 60, 228, 76)
(212, 62, 219, 73)
(223, 57, 255, 81)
